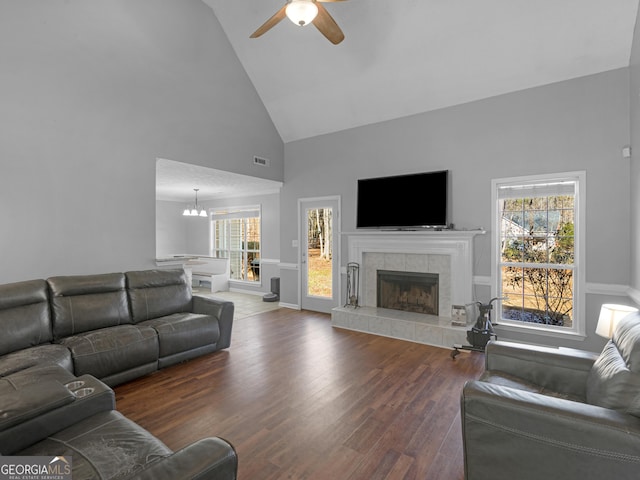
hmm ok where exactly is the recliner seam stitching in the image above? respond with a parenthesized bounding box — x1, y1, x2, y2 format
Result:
(466, 412, 640, 463)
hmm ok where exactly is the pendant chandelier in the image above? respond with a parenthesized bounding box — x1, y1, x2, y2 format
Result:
(182, 188, 208, 217)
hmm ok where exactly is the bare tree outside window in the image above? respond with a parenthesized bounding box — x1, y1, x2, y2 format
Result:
(306, 208, 332, 297)
(499, 194, 575, 327)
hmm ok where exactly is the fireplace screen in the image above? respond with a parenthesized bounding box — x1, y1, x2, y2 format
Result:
(377, 270, 439, 315)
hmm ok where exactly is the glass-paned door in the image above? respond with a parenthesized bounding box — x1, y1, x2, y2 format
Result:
(299, 197, 340, 313)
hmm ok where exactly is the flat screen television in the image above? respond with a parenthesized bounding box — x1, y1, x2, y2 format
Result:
(356, 170, 448, 229)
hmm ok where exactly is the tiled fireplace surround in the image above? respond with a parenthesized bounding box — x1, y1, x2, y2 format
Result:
(331, 231, 484, 349)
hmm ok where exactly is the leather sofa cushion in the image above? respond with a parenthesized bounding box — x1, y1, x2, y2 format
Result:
(58, 325, 158, 379)
(0, 365, 85, 455)
(0, 379, 75, 431)
(126, 269, 192, 322)
(139, 313, 220, 358)
(0, 372, 116, 456)
(0, 279, 52, 356)
(18, 410, 173, 479)
(1, 363, 77, 388)
(0, 344, 72, 377)
(48, 273, 131, 339)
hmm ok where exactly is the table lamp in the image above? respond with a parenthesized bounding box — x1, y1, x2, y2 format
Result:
(595, 304, 639, 339)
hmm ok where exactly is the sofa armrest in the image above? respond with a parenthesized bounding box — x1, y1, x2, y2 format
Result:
(0, 375, 115, 455)
(133, 437, 237, 480)
(192, 296, 234, 350)
(461, 380, 640, 480)
(484, 340, 598, 396)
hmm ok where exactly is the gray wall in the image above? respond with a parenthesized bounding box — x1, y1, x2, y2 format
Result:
(156, 200, 191, 256)
(630, 5, 640, 300)
(1, 0, 636, 351)
(281, 68, 631, 351)
(0, 0, 283, 283)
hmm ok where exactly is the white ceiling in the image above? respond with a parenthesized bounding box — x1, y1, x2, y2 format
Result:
(203, 0, 639, 143)
(156, 158, 282, 202)
(159, 1, 639, 200)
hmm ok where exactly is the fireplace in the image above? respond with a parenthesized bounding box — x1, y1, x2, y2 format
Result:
(347, 231, 484, 317)
(377, 270, 439, 315)
(331, 230, 484, 349)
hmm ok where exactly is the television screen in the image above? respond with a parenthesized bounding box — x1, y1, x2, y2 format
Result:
(356, 170, 448, 229)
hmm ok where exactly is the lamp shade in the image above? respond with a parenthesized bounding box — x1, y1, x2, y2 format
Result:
(595, 304, 639, 338)
(286, 0, 318, 26)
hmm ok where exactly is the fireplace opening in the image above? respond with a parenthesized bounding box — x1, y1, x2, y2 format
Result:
(377, 270, 439, 315)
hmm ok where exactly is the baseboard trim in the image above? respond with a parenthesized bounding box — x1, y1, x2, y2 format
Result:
(279, 302, 300, 310)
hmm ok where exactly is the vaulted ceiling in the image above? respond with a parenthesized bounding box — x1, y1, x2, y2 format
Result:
(203, 0, 639, 143)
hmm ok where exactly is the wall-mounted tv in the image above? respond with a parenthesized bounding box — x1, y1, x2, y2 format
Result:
(356, 170, 448, 229)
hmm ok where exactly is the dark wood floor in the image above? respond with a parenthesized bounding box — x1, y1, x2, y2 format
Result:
(115, 308, 484, 480)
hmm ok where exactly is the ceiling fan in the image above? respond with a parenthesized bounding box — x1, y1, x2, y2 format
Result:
(250, 0, 347, 45)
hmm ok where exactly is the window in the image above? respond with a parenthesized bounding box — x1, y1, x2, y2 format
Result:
(492, 172, 585, 336)
(211, 206, 261, 283)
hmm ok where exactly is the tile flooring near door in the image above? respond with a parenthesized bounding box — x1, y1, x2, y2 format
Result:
(192, 289, 282, 319)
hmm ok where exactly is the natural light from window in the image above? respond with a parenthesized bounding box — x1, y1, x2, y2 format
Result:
(211, 206, 261, 283)
(492, 172, 585, 336)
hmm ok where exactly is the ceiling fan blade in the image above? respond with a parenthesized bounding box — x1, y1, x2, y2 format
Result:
(250, 4, 288, 38)
(313, 2, 345, 44)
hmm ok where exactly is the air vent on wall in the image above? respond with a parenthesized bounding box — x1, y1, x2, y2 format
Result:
(253, 156, 270, 167)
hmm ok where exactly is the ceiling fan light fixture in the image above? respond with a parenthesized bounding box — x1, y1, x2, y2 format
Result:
(286, 0, 318, 27)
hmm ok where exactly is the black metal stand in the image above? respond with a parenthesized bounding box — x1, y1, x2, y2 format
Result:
(344, 262, 360, 308)
(451, 297, 502, 359)
(450, 333, 497, 358)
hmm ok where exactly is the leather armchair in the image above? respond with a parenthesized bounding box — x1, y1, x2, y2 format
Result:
(461, 312, 640, 480)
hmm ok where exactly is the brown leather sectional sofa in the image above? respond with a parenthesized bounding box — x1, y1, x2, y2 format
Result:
(0, 268, 237, 479)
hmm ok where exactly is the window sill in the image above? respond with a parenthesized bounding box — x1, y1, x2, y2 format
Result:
(493, 322, 587, 341)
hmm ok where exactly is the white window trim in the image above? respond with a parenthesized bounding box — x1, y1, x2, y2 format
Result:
(210, 204, 262, 284)
(491, 171, 586, 338)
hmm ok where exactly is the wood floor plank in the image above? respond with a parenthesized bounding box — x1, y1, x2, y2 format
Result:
(115, 308, 484, 480)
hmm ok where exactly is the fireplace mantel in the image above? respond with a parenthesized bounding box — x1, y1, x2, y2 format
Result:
(345, 230, 485, 307)
(333, 230, 484, 349)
